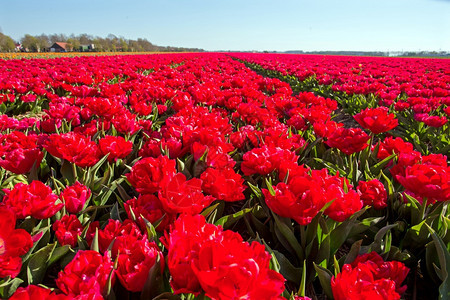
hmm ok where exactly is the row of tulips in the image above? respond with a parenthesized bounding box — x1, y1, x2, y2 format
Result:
(233, 53, 449, 153)
(0, 52, 448, 299)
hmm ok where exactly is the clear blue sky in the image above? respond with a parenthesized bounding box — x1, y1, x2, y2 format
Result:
(1, 0, 449, 52)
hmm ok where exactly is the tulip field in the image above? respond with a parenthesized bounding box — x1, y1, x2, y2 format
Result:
(0, 52, 449, 299)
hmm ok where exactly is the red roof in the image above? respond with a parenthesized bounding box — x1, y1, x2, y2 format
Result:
(53, 42, 69, 49)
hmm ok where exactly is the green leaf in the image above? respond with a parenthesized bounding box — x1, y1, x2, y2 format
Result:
(272, 213, 304, 261)
(116, 181, 132, 201)
(60, 160, 75, 184)
(403, 219, 431, 248)
(333, 255, 340, 276)
(272, 250, 302, 284)
(369, 153, 396, 175)
(110, 202, 122, 222)
(305, 212, 323, 243)
(151, 293, 182, 300)
(27, 243, 56, 285)
(48, 245, 72, 266)
(0, 277, 23, 299)
(270, 251, 281, 273)
(380, 171, 394, 198)
(176, 158, 185, 172)
(90, 228, 99, 252)
(21, 226, 50, 262)
(316, 234, 330, 267)
(344, 240, 363, 265)
(305, 233, 319, 261)
(426, 223, 450, 300)
(250, 213, 271, 241)
(313, 263, 334, 299)
(248, 182, 262, 199)
(374, 223, 398, 245)
(91, 153, 110, 175)
(298, 260, 307, 296)
(313, 158, 346, 175)
(193, 160, 208, 178)
(426, 240, 442, 284)
(27, 159, 41, 183)
(367, 223, 398, 253)
(141, 215, 158, 242)
(105, 267, 116, 299)
(329, 208, 367, 256)
(85, 154, 109, 187)
(201, 202, 221, 219)
(215, 207, 253, 229)
(141, 254, 164, 300)
(349, 216, 384, 237)
(265, 177, 276, 196)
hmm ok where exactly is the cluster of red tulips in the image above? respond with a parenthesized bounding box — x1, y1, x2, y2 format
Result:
(0, 52, 448, 299)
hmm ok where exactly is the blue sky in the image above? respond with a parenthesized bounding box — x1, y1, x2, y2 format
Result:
(1, 0, 449, 52)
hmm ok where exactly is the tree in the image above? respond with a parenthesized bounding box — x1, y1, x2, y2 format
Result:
(119, 38, 128, 52)
(92, 38, 105, 52)
(136, 38, 157, 52)
(36, 34, 50, 51)
(21, 34, 39, 52)
(49, 33, 67, 44)
(67, 38, 80, 51)
(9, 32, 202, 53)
(0, 33, 15, 52)
(78, 34, 93, 45)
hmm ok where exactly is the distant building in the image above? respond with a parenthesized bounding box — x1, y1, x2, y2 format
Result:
(50, 42, 70, 52)
(15, 43, 24, 52)
(79, 44, 95, 52)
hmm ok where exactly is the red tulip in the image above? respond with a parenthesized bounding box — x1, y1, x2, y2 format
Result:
(60, 181, 91, 214)
(0, 131, 43, 174)
(126, 155, 176, 194)
(357, 179, 388, 209)
(52, 215, 83, 248)
(200, 167, 246, 202)
(0, 207, 33, 278)
(396, 164, 450, 203)
(56, 250, 114, 298)
(158, 173, 215, 215)
(98, 135, 132, 162)
(354, 107, 398, 134)
(10, 285, 71, 300)
(325, 127, 370, 155)
(124, 194, 175, 232)
(332, 252, 409, 300)
(3, 181, 63, 219)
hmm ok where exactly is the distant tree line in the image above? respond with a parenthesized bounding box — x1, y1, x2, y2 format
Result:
(0, 32, 204, 53)
(0, 32, 16, 52)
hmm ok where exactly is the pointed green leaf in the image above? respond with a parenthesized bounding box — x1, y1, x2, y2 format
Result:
(426, 223, 450, 300)
(298, 260, 307, 296)
(215, 207, 253, 229)
(272, 213, 304, 261)
(248, 182, 262, 199)
(344, 240, 363, 265)
(27, 243, 56, 285)
(48, 245, 71, 266)
(90, 228, 99, 252)
(265, 177, 276, 196)
(110, 202, 122, 222)
(140, 254, 164, 300)
(313, 263, 334, 299)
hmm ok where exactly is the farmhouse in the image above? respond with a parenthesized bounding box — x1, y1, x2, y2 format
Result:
(49, 42, 70, 52)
